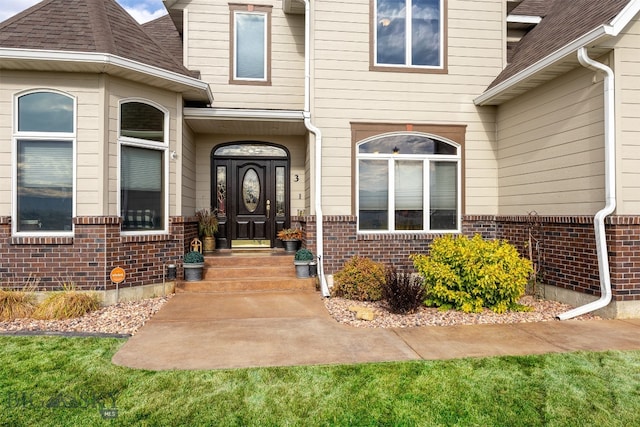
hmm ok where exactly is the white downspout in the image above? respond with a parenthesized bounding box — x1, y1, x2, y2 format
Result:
(558, 47, 616, 320)
(302, 0, 330, 297)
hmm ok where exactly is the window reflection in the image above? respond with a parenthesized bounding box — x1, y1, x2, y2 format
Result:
(18, 92, 73, 132)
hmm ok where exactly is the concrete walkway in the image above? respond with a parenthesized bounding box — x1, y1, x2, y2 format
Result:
(112, 291, 640, 370)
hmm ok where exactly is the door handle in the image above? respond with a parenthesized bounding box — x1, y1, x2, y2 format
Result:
(266, 199, 271, 219)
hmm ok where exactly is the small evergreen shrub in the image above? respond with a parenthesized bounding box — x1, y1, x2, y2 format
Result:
(382, 267, 426, 314)
(294, 248, 314, 261)
(33, 285, 100, 320)
(412, 234, 533, 313)
(184, 251, 205, 264)
(331, 256, 385, 301)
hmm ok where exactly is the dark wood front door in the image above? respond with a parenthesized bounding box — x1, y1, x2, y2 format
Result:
(213, 144, 289, 249)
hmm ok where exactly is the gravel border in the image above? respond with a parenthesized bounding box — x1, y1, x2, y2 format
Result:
(0, 295, 172, 336)
(0, 293, 601, 336)
(324, 295, 601, 328)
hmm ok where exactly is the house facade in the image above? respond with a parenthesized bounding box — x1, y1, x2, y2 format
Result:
(1, 0, 639, 317)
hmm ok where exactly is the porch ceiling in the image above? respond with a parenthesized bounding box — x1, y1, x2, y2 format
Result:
(184, 108, 307, 136)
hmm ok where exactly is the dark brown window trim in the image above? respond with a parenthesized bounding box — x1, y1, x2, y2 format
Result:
(350, 122, 466, 216)
(229, 3, 273, 86)
(369, 0, 448, 74)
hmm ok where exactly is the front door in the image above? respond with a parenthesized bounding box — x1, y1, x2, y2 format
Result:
(212, 143, 289, 249)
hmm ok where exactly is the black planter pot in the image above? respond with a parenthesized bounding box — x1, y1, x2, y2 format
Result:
(283, 240, 300, 253)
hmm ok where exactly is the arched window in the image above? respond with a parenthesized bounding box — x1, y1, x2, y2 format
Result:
(357, 133, 459, 232)
(119, 100, 168, 232)
(14, 90, 75, 234)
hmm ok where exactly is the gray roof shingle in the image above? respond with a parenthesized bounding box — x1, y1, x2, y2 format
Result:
(0, 0, 191, 77)
(490, 0, 630, 89)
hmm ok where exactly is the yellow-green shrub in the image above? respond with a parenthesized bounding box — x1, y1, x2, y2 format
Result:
(331, 256, 386, 301)
(412, 234, 533, 313)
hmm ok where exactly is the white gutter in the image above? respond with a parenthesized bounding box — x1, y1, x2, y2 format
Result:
(558, 47, 616, 320)
(0, 48, 214, 103)
(183, 107, 304, 121)
(302, 0, 329, 297)
(475, 0, 640, 106)
(506, 15, 542, 24)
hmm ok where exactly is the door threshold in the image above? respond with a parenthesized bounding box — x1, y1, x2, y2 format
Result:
(231, 239, 271, 248)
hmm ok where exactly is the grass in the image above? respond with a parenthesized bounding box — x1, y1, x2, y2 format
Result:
(1, 337, 640, 426)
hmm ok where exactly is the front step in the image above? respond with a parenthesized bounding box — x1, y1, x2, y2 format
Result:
(177, 250, 317, 293)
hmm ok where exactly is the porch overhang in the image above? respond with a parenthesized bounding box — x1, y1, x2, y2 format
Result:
(183, 107, 307, 136)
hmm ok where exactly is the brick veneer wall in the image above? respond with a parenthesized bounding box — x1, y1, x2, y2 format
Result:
(298, 214, 640, 303)
(0, 215, 197, 291)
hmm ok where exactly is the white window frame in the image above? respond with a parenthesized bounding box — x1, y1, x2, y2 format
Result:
(233, 10, 268, 82)
(373, 0, 445, 70)
(356, 132, 461, 233)
(12, 89, 77, 237)
(117, 98, 169, 235)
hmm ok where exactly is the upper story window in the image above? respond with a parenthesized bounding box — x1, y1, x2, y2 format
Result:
(230, 4, 272, 84)
(14, 91, 76, 235)
(119, 100, 168, 233)
(357, 133, 459, 232)
(373, 0, 445, 72)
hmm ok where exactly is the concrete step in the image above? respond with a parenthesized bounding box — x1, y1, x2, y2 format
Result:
(203, 265, 296, 280)
(177, 249, 316, 293)
(178, 277, 317, 293)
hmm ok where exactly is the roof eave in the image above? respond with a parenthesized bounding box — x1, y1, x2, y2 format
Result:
(474, 26, 610, 106)
(476, 0, 640, 107)
(0, 47, 213, 103)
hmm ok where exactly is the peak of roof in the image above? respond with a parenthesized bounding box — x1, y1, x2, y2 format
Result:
(0, 0, 191, 77)
(142, 14, 184, 67)
(489, 0, 630, 90)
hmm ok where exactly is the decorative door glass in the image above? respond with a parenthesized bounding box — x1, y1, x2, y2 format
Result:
(276, 166, 285, 216)
(242, 168, 260, 212)
(217, 166, 227, 215)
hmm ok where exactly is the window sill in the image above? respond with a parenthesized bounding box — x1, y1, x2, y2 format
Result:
(357, 230, 459, 240)
(120, 233, 173, 243)
(11, 236, 74, 245)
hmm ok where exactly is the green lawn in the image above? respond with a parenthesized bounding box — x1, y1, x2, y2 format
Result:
(1, 336, 639, 426)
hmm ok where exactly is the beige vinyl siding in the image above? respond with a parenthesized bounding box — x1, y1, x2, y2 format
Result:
(615, 17, 640, 215)
(0, 71, 103, 217)
(108, 78, 179, 220)
(182, 123, 197, 215)
(311, 0, 504, 215)
(0, 71, 13, 217)
(496, 64, 606, 215)
(179, 0, 305, 109)
(192, 135, 307, 213)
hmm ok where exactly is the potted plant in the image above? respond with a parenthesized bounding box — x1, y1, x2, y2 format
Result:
(183, 250, 205, 282)
(277, 228, 303, 253)
(196, 208, 219, 254)
(294, 248, 314, 278)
